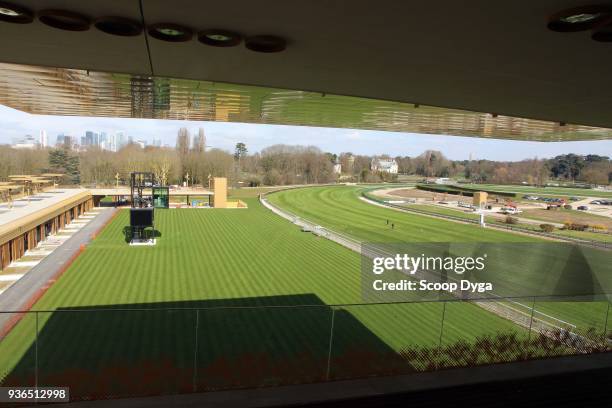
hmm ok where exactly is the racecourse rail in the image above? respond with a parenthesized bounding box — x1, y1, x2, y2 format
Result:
(260, 186, 610, 345)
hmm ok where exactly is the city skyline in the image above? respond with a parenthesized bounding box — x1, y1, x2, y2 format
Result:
(1, 104, 611, 161)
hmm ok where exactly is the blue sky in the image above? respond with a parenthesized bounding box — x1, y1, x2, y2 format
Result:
(0, 104, 610, 161)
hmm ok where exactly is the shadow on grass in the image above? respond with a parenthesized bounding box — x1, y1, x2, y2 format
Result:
(3, 294, 605, 402)
(0, 294, 407, 400)
(121, 226, 162, 243)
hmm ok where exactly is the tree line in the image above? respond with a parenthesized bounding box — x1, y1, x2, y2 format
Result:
(0, 143, 609, 187)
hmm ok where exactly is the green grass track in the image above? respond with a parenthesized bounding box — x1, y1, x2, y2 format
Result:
(267, 185, 539, 243)
(0, 195, 527, 393)
(268, 186, 611, 333)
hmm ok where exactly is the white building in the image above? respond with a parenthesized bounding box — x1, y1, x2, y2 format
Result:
(370, 158, 398, 174)
(108, 133, 117, 152)
(39, 130, 48, 148)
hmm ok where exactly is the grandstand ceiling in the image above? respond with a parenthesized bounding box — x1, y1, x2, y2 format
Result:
(1, 0, 612, 141)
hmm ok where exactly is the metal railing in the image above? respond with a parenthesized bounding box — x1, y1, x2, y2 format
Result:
(0, 297, 609, 402)
(261, 191, 610, 340)
(260, 195, 362, 253)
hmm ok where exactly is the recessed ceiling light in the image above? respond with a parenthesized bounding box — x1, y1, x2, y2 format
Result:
(245, 35, 286, 53)
(592, 18, 612, 42)
(0, 1, 34, 24)
(38, 9, 91, 31)
(548, 6, 611, 32)
(95, 16, 142, 37)
(198, 29, 241, 47)
(148, 23, 193, 42)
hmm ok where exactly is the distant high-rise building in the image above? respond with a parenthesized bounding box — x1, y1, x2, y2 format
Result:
(56, 133, 65, 146)
(135, 140, 146, 148)
(176, 127, 190, 155)
(85, 131, 94, 146)
(192, 127, 205, 153)
(39, 130, 48, 148)
(152, 138, 162, 147)
(116, 132, 127, 150)
(99, 132, 107, 146)
(63, 135, 74, 150)
(108, 133, 117, 152)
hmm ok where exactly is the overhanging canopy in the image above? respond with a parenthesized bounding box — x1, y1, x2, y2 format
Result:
(1, 62, 611, 142)
(1, 0, 612, 141)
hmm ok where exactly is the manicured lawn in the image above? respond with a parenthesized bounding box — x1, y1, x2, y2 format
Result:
(268, 186, 611, 332)
(554, 229, 612, 243)
(228, 186, 288, 198)
(0, 195, 526, 396)
(268, 185, 538, 243)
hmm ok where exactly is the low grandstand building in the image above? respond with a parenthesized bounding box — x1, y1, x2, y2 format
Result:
(0, 189, 94, 271)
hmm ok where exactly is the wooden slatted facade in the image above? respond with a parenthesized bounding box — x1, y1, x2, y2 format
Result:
(0, 192, 94, 271)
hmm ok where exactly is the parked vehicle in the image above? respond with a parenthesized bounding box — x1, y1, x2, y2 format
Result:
(500, 207, 522, 214)
(590, 200, 602, 205)
(577, 205, 589, 211)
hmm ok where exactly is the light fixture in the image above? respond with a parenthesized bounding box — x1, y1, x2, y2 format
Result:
(95, 16, 142, 37)
(245, 35, 286, 53)
(0, 1, 33, 24)
(198, 29, 241, 47)
(38, 9, 91, 31)
(592, 18, 612, 42)
(148, 23, 193, 42)
(547, 6, 611, 32)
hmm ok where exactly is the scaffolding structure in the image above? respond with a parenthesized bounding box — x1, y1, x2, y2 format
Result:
(128, 172, 168, 244)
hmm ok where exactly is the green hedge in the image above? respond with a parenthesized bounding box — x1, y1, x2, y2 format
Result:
(416, 184, 474, 197)
(416, 184, 516, 198)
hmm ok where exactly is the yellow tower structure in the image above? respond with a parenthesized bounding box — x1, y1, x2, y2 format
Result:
(473, 191, 488, 209)
(211, 177, 228, 208)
